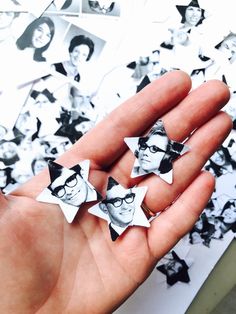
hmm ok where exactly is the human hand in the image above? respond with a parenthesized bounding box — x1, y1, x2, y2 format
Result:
(1, 71, 232, 313)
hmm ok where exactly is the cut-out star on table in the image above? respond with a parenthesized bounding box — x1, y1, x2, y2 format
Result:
(156, 251, 191, 286)
(88, 176, 150, 241)
(124, 119, 189, 184)
(176, 0, 205, 26)
(37, 160, 102, 223)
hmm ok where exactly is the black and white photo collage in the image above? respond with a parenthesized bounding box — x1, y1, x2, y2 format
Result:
(0, 0, 135, 193)
(1, 1, 236, 313)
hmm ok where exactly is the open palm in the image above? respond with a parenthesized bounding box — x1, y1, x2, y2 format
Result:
(0, 71, 232, 314)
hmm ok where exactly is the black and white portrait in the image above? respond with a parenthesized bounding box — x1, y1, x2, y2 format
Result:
(135, 50, 167, 92)
(211, 199, 236, 239)
(156, 251, 191, 286)
(176, 0, 205, 30)
(159, 0, 213, 75)
(15, 14, 69, 64)
(189, 212, 216, 247)
(37, 160, 101, 223)
(54, 83, 98, 143)
(204, 145, 235, 178)
(52, 24, 106, 86)
(215, 33, 236, 63)
(99, 177, 136, 240)
(125, 120, 189, 183)
(82, 0, 120, 17)
(0, 139, 20, 166)
(15, 15, 55, 62)
(89, 177, 149, 241)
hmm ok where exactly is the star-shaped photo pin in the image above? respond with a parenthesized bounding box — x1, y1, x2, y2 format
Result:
(156, 251, 191, 286)
(37, 160, 102, 223)
(88, 176, 150, 241)
(124, 119, 189, 184)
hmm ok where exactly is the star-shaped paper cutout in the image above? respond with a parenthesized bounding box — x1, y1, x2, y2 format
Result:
(54, 116, 92, 144)
(88, 176, 150, 241)
(37, 160, 102, 223)
(176, 0, 205, 26)
(156, 251, 190, 286)
(124, 119, 189, 184)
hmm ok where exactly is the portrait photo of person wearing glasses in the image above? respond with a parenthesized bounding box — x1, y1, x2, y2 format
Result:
(99, 177, 136, 241)
(36, 160, 102, 223)
(88, 176, 150, 241)
(47, 160, 99, 208)
(125, 120, 189, 183)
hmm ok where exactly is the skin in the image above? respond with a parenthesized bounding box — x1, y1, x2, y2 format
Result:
(184, 6, 202, 27)
(0, 71, 232, 313)
(31, 23, 52, 49)
(70, 44, 90, 67)
(105, 186, 135, 227)
(138, 134, 168, 172)
(50, 168, 88, 207)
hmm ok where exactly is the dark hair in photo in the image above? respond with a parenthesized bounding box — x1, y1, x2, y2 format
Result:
(218, 200, 236, 233)
(221, 200, 236, 214)
(107, 176, 119, 191)
(47, 161, 83, 193)
(189, 230, 200, 244)
(30, 89, 57, 103)
(70, 85, 80, 97)
(61, 0, 72, 10)
(134, 126, 173, 174)
(0, 140, 19, 166)
(0, 167, 14, 189)
(176, 0, 205, 27)
(156, 251, 190, 286)
(215, 33, 236, 60)
(88, 1, 115, 13)
(16, 16, 55, 62)
(68, 35, 95, 61)
(205, 146, 234, 177)
(31, 156, 49, 175)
